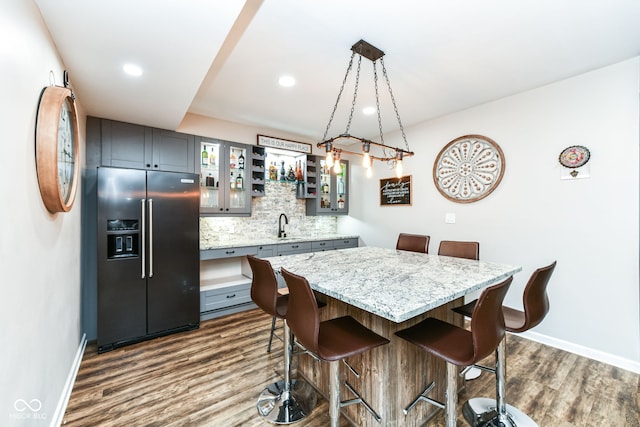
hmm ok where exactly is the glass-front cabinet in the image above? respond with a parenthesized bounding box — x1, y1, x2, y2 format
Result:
(306, 158, 348, 215)
(198, 136, 251, 215)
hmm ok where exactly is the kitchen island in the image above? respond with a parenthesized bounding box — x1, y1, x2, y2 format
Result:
(265, 246, 521, 426)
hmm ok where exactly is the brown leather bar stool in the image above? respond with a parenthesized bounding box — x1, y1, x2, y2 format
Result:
(453, 261, 557, 426)
(247, 255, 317, 424)
(395, 277, 513, 427)
(438, 240, 482, 380)
(396, 233, 430, 253)
(438, 240, 480, 260)
(281, 268, 390, 427)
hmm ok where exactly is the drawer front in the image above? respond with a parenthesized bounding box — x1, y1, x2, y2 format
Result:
(200, 246, 258, 260)
(257, 245, 277, 258)
(333, 238, 358, 249)
(277, 241, 312, 255)
(312, 240, 334, 251)
(201, 285, 251, 312)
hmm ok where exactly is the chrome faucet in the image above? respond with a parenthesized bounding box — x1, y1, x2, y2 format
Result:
(278, 213, 288, 238)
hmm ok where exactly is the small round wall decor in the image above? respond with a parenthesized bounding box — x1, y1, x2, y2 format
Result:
(559, 145, 590, 168)
(433, 134, 505, 203)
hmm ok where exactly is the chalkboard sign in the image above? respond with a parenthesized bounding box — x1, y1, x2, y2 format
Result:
(380, 175, 412, 206)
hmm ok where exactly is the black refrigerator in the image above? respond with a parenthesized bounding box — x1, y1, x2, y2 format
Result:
(97, 166, 200, 352)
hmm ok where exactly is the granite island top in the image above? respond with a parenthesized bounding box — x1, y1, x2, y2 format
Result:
(265, 246, 521, 323)
(200, 233, 359, 251)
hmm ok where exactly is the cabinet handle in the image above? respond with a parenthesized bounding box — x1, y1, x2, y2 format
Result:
(226, 294, 236, 299)
(292, 245, 299, 248)
(140, 199, 146, 279)
(225, 250, 235, 255)
(148, 198, 153, 278)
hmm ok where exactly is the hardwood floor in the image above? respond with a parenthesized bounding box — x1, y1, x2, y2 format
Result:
(63, 309, 639, 426)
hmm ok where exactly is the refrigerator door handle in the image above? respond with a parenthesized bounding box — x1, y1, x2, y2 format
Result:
(148, 198, 154, 278)
(141, 198, 146, 279)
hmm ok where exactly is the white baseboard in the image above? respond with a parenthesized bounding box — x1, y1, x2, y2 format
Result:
(50, 334, 87, 427)
(516, 330, 640, 374)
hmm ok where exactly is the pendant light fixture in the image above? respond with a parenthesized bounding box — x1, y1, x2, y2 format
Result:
(317, 39, 414, 178)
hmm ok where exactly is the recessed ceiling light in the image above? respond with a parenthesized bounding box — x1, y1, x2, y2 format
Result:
(362, 106, 376, 115)
(278, 75, 296, 87)
(123, 63, 143, 77)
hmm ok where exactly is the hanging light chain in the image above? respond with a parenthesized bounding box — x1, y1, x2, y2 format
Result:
(373, 59, 393, 161)
(322, 51, 357, 142)
(344, 54, 362, 135)
(380, 57, 410, 153)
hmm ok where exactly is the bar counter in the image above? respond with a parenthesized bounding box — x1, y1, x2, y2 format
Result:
(265, 247, 521, 426)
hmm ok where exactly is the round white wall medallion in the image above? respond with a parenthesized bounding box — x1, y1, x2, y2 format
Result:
(433, 134, 505, 204)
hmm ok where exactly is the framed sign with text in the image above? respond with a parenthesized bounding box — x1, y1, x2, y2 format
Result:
(380, 175, 412, 206)
(257, 134, 312, 154)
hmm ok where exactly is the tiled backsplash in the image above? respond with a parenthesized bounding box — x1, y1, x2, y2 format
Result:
(200, 181, 337, 243)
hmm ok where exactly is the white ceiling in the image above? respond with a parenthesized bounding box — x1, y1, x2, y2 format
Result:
(35, 0, 640, 144)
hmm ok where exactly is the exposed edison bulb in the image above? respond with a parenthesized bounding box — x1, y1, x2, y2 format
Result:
(334, 160, 342, 174)
(362, 152, 371, 168)
(325, 151, 334, 168)
(395, 159, 403, 178)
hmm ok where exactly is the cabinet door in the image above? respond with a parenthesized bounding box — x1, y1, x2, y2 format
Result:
(227, 142, 251, 214)
(198, 137, 225, 213)
(333, 159, 348, 214)
(151, 129, 195, 173)
(307, 159, 349, 215)
(101, 119, 152, 169)
(197, 137, 251, 215)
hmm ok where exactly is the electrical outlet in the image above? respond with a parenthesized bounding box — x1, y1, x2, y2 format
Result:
(445, 213, 456, 224)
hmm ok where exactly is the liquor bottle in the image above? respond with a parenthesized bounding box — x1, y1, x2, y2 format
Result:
(269, 162, 277, 181)
(280, 161, 286, 182)
(236, 173, 243, 189)
(238, 152, 245, 169)
(230, 172, 235, 189)
(338, 196, 345, 209)
(209, 149, 216, 167)
(337, 175, 345, 195)
(230, 150, 237, 169)
(201, 146, 208, 166)
(295, 160, 303, 181)
(287, 165, 296, 181)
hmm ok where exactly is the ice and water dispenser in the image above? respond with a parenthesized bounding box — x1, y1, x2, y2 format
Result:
(106, 219, 139, 259)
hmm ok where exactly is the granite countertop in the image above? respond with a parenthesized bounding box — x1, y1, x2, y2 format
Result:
(265, 246, 521, 323)
(200, 233, 359, 251)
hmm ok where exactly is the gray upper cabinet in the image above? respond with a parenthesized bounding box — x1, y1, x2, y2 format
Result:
(100, 118, 195, 173)
(306, 158, 349, 215)
(197, 136, 252, 216)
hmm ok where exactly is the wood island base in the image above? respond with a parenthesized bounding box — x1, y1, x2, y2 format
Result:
(296, 294, 465, 427)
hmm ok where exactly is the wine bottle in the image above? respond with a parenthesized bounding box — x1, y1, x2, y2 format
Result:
(238, 152, 245, 169)
(236, 173, 243, 189)
(201, 146, 208, 166)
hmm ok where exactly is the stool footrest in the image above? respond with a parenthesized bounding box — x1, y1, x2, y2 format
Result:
(403, 381, 445, 415)
(343, 380, 382, 422)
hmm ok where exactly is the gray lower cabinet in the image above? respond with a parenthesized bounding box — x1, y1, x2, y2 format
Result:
(201, 282, 252, 316)
(333, 237, 358, 249)
(277, 241, 312, 256)
(257, 245, 277, 257)
(199, 238, 358, 320)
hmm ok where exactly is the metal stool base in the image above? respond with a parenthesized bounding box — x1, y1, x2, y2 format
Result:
(257, 379, 317, 424)
(462, 397, 538, 427)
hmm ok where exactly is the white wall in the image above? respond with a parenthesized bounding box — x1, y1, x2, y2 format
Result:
(340, 58, 640, 371)
(0, 1, 84, 425)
